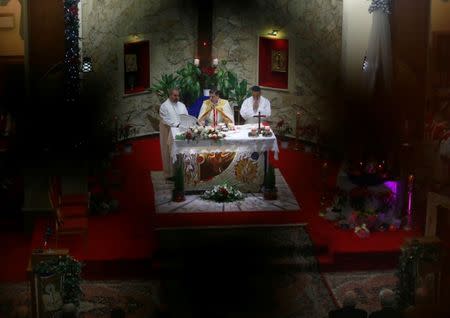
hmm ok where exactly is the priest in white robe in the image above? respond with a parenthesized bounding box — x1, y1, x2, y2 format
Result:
(198, 89, 234, 126)
(159, 88, 188, 179)
(240, 86, 271, 124)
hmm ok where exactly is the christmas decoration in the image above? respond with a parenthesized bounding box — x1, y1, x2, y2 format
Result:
(34, 255, 83, 306)
(396, 240, 440, 309)
(64, 0, 81, 103)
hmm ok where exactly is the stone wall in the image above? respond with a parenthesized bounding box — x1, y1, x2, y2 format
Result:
(81, 0, 197, 135)
(212, 0, 344, 145)
(81, 0, 343, 145)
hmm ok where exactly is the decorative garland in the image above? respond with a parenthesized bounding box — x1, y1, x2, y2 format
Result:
(395, 240, 440, 309)
(369, 0, 392, 14)
(64, 0, 81, 103)
(34, 255, 83, 306)
(201, 184, 244, 202)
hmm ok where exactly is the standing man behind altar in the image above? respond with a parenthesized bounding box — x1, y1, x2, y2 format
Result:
(240, 86, 271, 124)
(198, 89, 234, 126)
(159, 88, 188, 179)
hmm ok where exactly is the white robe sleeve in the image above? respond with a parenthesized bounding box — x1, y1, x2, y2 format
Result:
(198, 102, 208, 121)
(240, 98, 253, 121)
(180, 103, 189, 115)
(222, 100, 235, 124)
(159, 101, 179, 127)
(263, 97, 271, 118)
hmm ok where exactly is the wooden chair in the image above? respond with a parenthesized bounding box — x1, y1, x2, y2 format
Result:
(48, 176, 89, 250)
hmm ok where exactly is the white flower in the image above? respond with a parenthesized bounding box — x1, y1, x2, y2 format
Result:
(194, 129, 199, 134)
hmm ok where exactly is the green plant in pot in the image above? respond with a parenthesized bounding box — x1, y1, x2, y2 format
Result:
(150, 74, 179, 103)
(229, 79, 250, 124)
(263, 164, 277, 200)
(216, 60, 238, 100)
(176, 62, 201, 106)
(172, 163, 185, 202)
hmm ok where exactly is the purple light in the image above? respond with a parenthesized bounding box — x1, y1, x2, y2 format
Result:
(384, 181, 398, 197)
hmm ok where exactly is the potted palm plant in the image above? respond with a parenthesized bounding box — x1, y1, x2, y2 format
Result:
(150, 74, 179, 103)
(176, 62, 201, 106)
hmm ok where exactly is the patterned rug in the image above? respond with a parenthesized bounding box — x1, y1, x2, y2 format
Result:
(0, 274, 335, 318)
(0, 280, 159, 318)
(322, 270, 398, 314)
(156, 225, 317, 270)
(151, 169, 300, 213)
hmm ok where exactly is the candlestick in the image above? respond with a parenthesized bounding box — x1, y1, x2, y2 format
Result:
(295, 112, 302, 151)
(403, 174, 414, 230)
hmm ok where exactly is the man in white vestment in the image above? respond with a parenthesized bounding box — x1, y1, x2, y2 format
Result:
(159, 88, 188, 179)
(198, 89, 234, 126)
(240, 85, 271, 124)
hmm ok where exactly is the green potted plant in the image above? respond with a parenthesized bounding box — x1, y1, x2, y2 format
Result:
(172, 163, 185, 202)
(276, 119, 293, 149)
(150, 74, 179, 103)
(176, 62, 201, 106)
(263, 164, 277, 200)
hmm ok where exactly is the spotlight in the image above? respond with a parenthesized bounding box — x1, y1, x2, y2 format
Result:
(362, 56, 368, 71)
(268, 29, 278, 36)
(81, 57, 93, 73)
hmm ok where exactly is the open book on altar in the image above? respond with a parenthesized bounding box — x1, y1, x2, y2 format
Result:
(179, 114, 198, 130)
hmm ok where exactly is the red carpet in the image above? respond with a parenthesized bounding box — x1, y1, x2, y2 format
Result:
(0, 136, 423, 282)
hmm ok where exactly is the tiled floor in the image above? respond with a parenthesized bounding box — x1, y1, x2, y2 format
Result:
(151, 169, 300, 213)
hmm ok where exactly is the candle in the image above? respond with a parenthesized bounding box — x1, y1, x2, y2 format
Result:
(213, 58, 219, 66)
(194, 58, 200, 66)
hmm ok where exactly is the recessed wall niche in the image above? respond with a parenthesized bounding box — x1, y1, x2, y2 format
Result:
(122, 38, 150, 95)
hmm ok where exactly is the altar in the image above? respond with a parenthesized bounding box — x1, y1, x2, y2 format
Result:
(170, 125, 279, 192)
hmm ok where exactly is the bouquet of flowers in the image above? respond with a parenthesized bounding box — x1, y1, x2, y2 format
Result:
(176, 125, 226, 141)
(201, 184, 244, 202)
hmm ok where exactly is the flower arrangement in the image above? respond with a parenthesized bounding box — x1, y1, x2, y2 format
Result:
(201, 184, 244, 202)
(175, 125, 226, 141)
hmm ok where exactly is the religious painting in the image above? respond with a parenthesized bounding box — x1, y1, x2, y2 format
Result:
(125, 54, 138, 72)
(258, 37, 289, 89)
(182, 152, 264, 193)
(123, 40, 150, 94)
(271, 49, 287, 72)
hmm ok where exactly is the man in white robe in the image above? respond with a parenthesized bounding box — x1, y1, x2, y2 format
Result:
(240, 86, 271, 124)
(159, 88, 188, 179)
(198, 89, 234, 126)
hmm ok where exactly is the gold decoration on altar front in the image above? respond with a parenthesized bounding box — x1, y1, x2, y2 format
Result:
(234, 157, 259, 183)
(200, 152, 235, 181)
(271, 49, 287, 72)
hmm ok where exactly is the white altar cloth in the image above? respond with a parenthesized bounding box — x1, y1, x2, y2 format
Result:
(169, 124, 279, 163)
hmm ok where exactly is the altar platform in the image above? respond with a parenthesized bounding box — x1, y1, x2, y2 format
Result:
(1, 137, 423, 283)
(151, 169, 300, 214)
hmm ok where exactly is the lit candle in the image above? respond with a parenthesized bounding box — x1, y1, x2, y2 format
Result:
(212, 58, 219, 66)
(194, 58, 200, 66)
